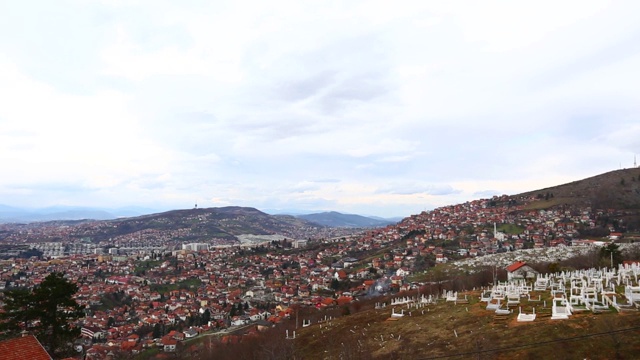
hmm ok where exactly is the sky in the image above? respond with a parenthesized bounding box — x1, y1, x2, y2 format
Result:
(1, 1, 640, 218)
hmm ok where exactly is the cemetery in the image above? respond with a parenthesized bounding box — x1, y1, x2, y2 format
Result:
(293, 262, 640, 359)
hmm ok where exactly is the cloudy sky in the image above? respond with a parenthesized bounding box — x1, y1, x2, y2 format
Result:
(1, 1, 639, 218)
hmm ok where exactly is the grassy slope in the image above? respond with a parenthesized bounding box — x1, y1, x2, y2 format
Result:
(294, 290, 640, 359)
(518, 168, 640, 210)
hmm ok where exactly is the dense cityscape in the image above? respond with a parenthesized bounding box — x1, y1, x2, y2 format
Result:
(1, 191, 638, 358)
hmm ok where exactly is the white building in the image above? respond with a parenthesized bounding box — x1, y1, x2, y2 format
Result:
(182, 243, 210, 251)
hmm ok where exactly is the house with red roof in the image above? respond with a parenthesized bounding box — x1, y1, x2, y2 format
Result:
(334, 270, 347, 280)
(126, 333, 139, 343)
(609, 232, 623, 240)
(0, 335, 52, 360)
(505, 261, 538, 280)
(161, 336, 178, 352)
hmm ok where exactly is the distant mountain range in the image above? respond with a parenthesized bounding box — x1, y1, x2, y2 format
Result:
(0, 205, 158, 224)
(0, 206, 399, 246)
(93, 206, 324, 242)
(295, 211, 398, 228)
(0, 204, 402, 228)
(2, 168, 639, 229)
(0, 206, 342, 244)
(1, 168, 639, 248)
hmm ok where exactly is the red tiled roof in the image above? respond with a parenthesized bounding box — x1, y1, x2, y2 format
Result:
(0, 335, 52, 360)
(506, 261, 527, 273)
(162, 338, 178, 346)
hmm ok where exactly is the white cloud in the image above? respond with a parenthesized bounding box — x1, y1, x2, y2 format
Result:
(1, 1, 640, 217)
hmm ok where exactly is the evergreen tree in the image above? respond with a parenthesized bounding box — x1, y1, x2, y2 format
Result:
(202, 309, 211, 325)
(0, 288, 36, 334)
(0, 272, 84, 358)
(32, 272, 85, 357)
(330, 278, 340, 291)
(600, 243, 623, 268)
(152, 323, 162, 339)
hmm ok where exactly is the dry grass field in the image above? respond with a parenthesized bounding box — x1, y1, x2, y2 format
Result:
(294, 290, 640, 359)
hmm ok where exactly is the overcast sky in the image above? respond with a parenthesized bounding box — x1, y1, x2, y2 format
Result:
(1, 1, 639, 218)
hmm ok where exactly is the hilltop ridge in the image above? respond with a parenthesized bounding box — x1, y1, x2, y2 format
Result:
(516, 168, 640, 210)
(0, 206, 357, 247)
(296, 211, 396, 228)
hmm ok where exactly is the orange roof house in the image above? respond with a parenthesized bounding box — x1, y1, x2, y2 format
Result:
(505, 261, 527, 273)
(336, 296, 352, 306)
(505, 261, 538, 280)
(321, 297, 335, 307)
(0, 335, 52, 360)
(335, 270, 347, 280)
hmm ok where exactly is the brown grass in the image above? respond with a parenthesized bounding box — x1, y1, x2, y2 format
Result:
(294, 290, 640, 360)
(517, 168, 640, 210)
(521, 197, 576, 211)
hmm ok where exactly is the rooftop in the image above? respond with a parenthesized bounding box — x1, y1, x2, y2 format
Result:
(0, 335, 52, 360)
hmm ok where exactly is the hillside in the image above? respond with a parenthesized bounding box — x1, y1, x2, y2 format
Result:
(194, 284, 640, 360)
(297, 211, 396, 228)
(290, 290, 640, 359)
(88, 206, 330, 242)
(0, 207, 339, 244)
(517, 168, 640, 210)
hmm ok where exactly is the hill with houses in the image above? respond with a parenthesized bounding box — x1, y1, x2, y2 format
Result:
(0, 207, 360, 251)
